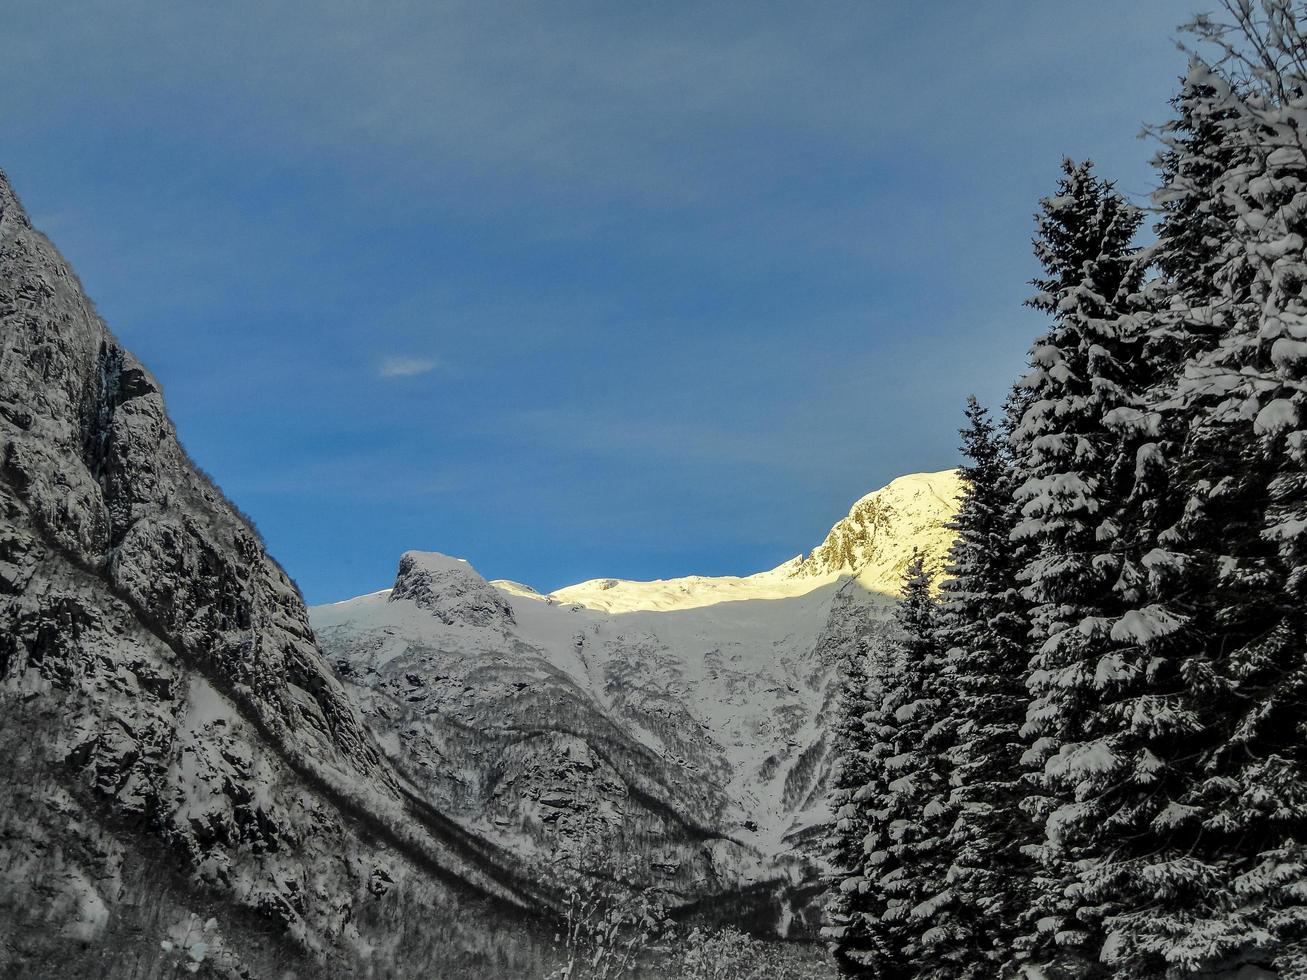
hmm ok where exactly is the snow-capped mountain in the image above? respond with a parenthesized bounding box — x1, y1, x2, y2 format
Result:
(0, 158, 960, 971)
(784, 471, 962, 589)
(0, 169, 557, 979)
(311, 470, 962, 935)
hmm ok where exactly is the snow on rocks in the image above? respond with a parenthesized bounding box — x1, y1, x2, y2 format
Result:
(390, 551, 516, 628)
(312, 470, 962, 933)
(0, 167, 555, 976)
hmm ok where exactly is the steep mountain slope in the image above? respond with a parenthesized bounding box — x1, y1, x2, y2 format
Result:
(0, 170, 555, 979)
(312, 470, 962, 935)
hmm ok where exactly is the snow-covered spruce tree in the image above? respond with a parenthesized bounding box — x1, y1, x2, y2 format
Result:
(856, 553, 954, 979)
(1088, 5, 1307, 973)
(921, 396, 1031, 978)
(826, 624, 907, 978)
(1098, 58, 1249, 604)
(824, 640, 880, 975)
(1151, 63, 1247, 311)
(1006, 159, 1154, 977)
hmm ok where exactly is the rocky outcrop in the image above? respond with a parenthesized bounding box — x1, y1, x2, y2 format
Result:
(391, 551, 516, 628)
(0, 169, 551, 978)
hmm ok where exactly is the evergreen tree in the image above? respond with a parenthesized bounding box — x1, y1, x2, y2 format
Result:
(928, 396, 1031, 978)
(1092, 5, 1307, 973)
(824, 640, 881, 975)
(1006, 159, 1155, 977)
(823, 8, 1307, 977)
(1151, 64, 1246, 309)
(858, 553, 953, 979)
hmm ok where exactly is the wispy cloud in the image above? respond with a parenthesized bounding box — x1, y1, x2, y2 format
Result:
(377, 355, 438, 378)
(0, 1, 1192, 213)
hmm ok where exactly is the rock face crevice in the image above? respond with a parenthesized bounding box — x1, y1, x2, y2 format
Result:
(0, 168, 553, 978)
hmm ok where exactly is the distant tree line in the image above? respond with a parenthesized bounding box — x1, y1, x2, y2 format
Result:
(825, 2, 1307, 976)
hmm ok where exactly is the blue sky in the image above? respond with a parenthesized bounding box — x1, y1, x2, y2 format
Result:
(4, 1, 1197, 602)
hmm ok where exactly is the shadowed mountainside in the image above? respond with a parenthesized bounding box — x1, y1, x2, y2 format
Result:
(0, 168, 560, 979)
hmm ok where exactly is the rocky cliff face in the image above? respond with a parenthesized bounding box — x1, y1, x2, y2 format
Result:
(312, 470, 962, 938)
(0, 170, 552, 979)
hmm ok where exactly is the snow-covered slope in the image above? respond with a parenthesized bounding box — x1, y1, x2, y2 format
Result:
(541, 471, 961, 614)
(788, 470, 962, 588)
(311, 469, 961, 935)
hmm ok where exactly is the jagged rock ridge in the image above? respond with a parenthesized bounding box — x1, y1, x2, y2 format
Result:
(392, 550, 516, 628)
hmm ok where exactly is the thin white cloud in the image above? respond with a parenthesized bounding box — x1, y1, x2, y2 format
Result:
(377, 355, 437, 378)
